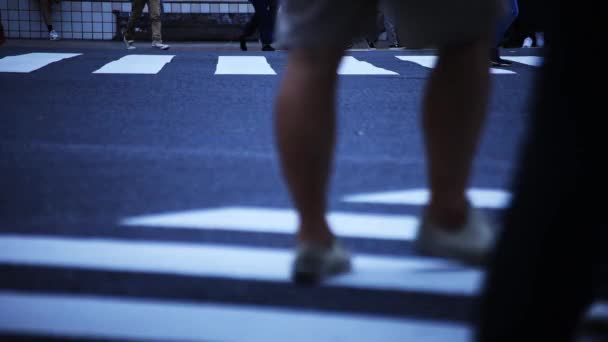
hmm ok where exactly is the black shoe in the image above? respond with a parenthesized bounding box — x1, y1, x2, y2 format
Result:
(262, 44, 275, 51)
(239, 37, 247, 51)
(367, 41, 376, 49)
(388, 44, 401, 49)
(490, 48, 512, 67)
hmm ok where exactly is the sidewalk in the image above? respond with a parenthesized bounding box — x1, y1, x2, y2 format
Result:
(1, 39, 246, 52)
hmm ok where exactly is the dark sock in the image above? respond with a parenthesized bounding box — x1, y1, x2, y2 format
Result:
(47, 25, 53, 32)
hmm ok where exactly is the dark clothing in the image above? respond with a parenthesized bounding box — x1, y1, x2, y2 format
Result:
(241, 0, 278, 45)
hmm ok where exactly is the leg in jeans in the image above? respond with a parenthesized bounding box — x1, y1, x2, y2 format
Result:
(423, 38, 492, 228)
(383, 11, 399, 46)
(148, 0, 162, 42)
(275, 48, 344, 246)
(39, 0, 52, 28)
(125, 0, 146, 41)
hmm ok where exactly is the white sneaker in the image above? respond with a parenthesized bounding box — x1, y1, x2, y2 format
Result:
(123, 34, 136, 50)
(292, 241, 351, 285)
(49, 30, 60, 41)
(414, 208, 496, 265)
(152, 40, 170, 50)
(522, 37, 533, 48)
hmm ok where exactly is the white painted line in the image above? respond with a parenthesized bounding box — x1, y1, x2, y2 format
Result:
(338, 56, 398, 75)
(396, 55, 516, 74)
(122, 207, 419, 241)
(215, 56, 276, 75)
(0, 291, 470, 342)
(93, 55, 175, 74)
(0, 235, 481, 294)
(502, 56, 543, 67)
(0, 53, 81, 73)
(343, 188, 511, 209)
(396, 55, 438, 68)
(490, 68, 517, 74)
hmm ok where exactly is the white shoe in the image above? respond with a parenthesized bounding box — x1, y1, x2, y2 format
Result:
(123, 34, 136, 50)
(292, 241, 351, 285)
(415, 208, 496, 265)
(49, 30, 60, 41)
(522, 37, 533, 48)
(152, 40, 170, 50)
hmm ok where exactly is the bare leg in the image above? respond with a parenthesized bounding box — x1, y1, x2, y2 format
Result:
(274, 49, 343, 246)
(422, 38, 492, 229)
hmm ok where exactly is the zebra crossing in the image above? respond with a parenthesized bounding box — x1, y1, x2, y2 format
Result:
(2, 47, 600, 341)
(0, 52, 543, 75)
(0, 187, 499, 341)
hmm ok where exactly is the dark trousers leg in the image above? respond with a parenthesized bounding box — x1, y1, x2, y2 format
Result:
(240, 11, 258, 39)
(250, 0, 276, 45)
(476, 3, 595, 341)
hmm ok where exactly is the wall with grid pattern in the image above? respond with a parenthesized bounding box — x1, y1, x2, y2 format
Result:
(0, 0, 254, 40)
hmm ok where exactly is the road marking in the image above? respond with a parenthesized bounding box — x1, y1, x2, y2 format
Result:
(93, 55, 175, 74)
(0, 53, 81, 73)
(0, 235, 480, 294)
(215, 56, 276, 75)
(122, 207, 419, 241)
(0, 291, 470, 342)
(396, 56, 517, 74)
(343, 188, 511, 209)
(338, 56, 399, 75)
(502, 56, 543, 67)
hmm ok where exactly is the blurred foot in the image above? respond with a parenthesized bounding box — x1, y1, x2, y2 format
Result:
(239, 37, 247, 51)
(292, 240, 351, 285)
(415, 208, 496, 265)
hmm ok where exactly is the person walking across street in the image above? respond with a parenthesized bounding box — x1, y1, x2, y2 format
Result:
(274, 0, 498, 284)
(123, 0, 169, 50)
(239, 0, 278, 51)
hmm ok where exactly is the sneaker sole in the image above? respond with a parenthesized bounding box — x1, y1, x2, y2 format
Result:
(292, 260, 351, 286)
(414, 241, 486, 266)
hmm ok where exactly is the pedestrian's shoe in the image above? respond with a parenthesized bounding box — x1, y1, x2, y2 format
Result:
(49, 30, 60, 41)
(292, 240, 351, 285)
(123, 34, 136, 50)
(490, 48, 512, 67)
(261, 44, 275, 51)
(152, 40, 170, 50)
(414, 208, 496, 265)
(239, 37, 248, 51)
(388, 44, 402, 49)
(366, 40, 376, 49)
(535, 32, 545, 48)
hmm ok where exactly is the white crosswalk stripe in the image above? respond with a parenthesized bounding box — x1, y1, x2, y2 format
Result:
(338, 56, 399, 75)
(215, 56, 277, 75)
(93, 55, 175, 74)
(396, 55, 518, 74)
(0, 235, 480, 294)
(122, 206, 420, 241)
(503, 56, 543, 67)
(0, 52, 81, 72)
(0, 291, 471, 342)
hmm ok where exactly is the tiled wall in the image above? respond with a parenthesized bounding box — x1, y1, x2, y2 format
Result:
(0, 0, 254, 40)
